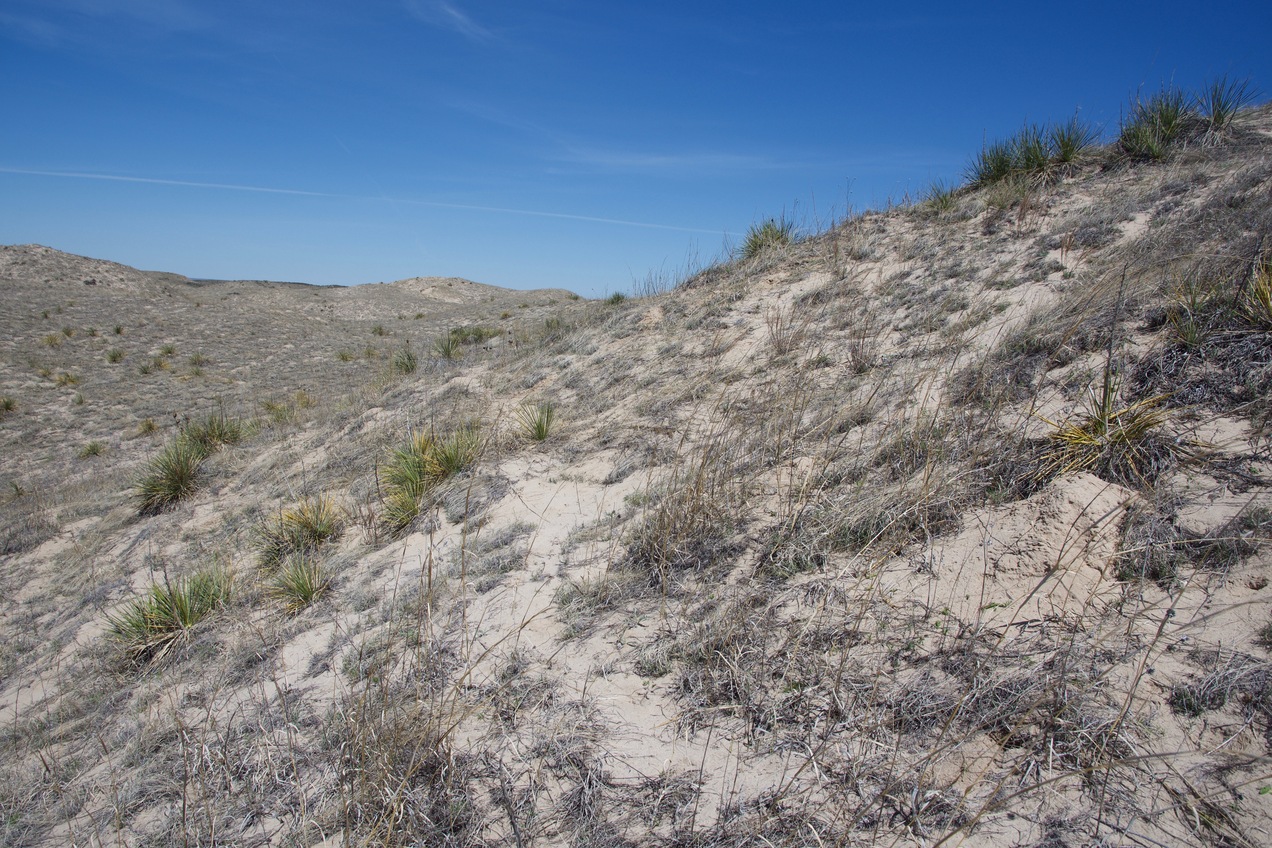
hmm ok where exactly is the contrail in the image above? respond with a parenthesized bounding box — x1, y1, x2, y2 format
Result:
(0, 166, 733, 236)
(0, 167, 337, 197)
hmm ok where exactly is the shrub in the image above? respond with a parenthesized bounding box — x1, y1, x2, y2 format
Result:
(255, 495, 344, 567)
(740, 218, 794, 259)
(1012, 123, 1051, 176)
(78, 440, 105, 458)
(107, 565, 233, 664)
(0, 396, 15, 414)
(431, 424, 482, 476)
(606, 292, 627, 305)
(134, 438, 207, 514)
(515, 401, 556, 441)
(113, 324, 123, 335)
(139, 418, 158, 435)
(267, 556, 331, 612)
(106, 348, 125, 363)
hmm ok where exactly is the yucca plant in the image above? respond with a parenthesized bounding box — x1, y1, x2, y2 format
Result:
(740, 218, 794, 259)
(182, 410, 244, 453)
(267, 555, 330, 613)
(107, 566, 233, 664)
(106, 348, 125, 363)
(255, 495, 344, 567)
(134, 438, 208, 514)
(1012, 123, 1051, 177)
(923, 180, 958, 214)
(432, 332, 461, 361)
(1241, 264, 1272, 331)
(967, 140, 1015, 187)
(380, 431, 444, 532)
(1119, 86, 1194, 161)
(1197, 75, 1256, 136)
(390, 345, 417, 375)
(1049, 116, 1099, 164)
(431, 424, 482, 475)
(1037, 370, 1190, 487)
(516, 401, 556, 441)
(0, 396, 15, 415)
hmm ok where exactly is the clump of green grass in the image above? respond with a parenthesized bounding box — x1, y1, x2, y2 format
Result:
(1049, 116, 1100, 164)
(379, 426, 482, 532)
(0, 396, 15, 415)
(78, 441, 104, 458)
(113, 324, 123, 335)
(107, 565, 233, 664)
(337, 349, 355, 362)
(159, 343, 177, 356)
(740, 218, 794, 259)
(54, 372, 78, 387)
(42, 333, 62, 348)
(390, 345, 417, 375)
(267, 555, 331, 613)
(106, 348, 125, 363)
(371, 324, 388, 336)
(1241, 264, 1272, 331)
(255, 495, 344, 567)
(139, 418, 158, 435)
(188, 353, 209, 367)
(606, 292, 627, 305)
(968, 118, 1099, 186)
(515, 401, 556, 441)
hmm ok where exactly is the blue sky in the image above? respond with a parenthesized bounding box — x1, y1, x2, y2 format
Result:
(2, 1, 1270, 296)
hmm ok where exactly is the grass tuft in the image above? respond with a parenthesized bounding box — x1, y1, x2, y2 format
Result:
(78, 440, 105, 458)
(379, 426, 482, 532)
(134, 438, 207, 514)
(390, 344, 418, 375)
(1197, 75, 1256, 136)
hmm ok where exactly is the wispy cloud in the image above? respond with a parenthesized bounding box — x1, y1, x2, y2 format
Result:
(0, 167, 337, 197)
(0, 167, 729, 235)
(403, 1, 493, 42)
(560, 147, 800, 174)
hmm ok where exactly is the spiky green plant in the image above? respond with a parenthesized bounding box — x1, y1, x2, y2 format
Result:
(924, 180, 958, 213)
(1012, 123, 1051, 176)
(182, 410, 244, 453)
(78, 441, 105, 458)
(1119, 86, 1194, 161)
(740, 218, 794, 259)
(516, 401, 556, 441)
(135, 438, 208, 513)
(432, 332, 461, 361)
(1, 396, 15, 414)
(255, 495, 344, 567)
(380, 431, 444, 532)
(1038, 372, 1192, 487)
(967, 140, 1015, 186)
(107, 566, 233, 664)
(106, 348, 125, 363)
(267, 556, 330, 613)
(1049, 116, 1099, 164)
(606, 292, 627, 305)
(1197, 75, 1256, 136)
(1241, 264, 1272, 331)
(431, 424, 482, 476)
(390, 345, 417, 375)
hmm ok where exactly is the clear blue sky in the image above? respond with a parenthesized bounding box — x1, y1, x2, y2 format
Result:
(3, 2, 1270, 296)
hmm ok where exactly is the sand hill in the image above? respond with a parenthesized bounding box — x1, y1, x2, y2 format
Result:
(2, 100, 1271, 847)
